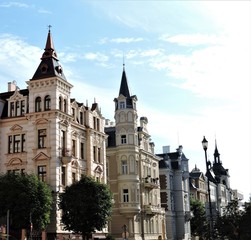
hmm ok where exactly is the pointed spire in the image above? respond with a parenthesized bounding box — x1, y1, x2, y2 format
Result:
(31, 28, 66, 81)
(214, 139, 220, 163)
(42, 26, 58, 60)
(119, 63, 130, 98)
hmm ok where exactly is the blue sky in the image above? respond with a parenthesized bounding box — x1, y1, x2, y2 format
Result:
(0, 1, 250, 201)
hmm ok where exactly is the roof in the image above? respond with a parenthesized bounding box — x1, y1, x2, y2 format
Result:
(31, 30, 67, 81)
(0, 89, 29, 118)
(119, 65, 130, 98)
(105, 127, 116, 147)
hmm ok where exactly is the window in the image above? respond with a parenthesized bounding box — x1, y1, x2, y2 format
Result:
(121, 135, 127, 144)
(44, 95, 51, 111)
(63, 99, 67, 112)
(61, 166, 66, 186)
(97, 118, 100, 131)
(97, 147, 101, 163)
(119, 101, 125, 109)
(35, 97, 42, 112)
(9, 100, 26, 117)
(10, 102, 14, 117)
(93, 146, 96, 162)
(80, 112, 83, 125)
(123, 189, 129, 202)
(93, 117, 96, 129)
(8, 134, 25, 153)
(72, 108, 75, 119)
(21, 100, 25, 115)
(80, 142, 84, 159)
(38, 129, 46, 148)
(38, 165, 46, 182)
(122, 160, 128, 174)
(15, 101, 20, 116)
(59, 97, 62, 111)
(72, 140, 76, 157)
(72, 172, 76, 183)
(61, 130, 66, 149)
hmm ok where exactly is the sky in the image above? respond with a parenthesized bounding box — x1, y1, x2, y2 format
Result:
(0, 1, 250, 201)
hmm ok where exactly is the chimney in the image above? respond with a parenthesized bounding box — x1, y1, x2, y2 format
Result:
(8, 81, 17, 92)
(163, 146, 170, 154)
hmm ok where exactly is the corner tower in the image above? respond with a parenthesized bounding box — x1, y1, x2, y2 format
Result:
(106, 65, 165, 240)
(114, 64, 138, 147)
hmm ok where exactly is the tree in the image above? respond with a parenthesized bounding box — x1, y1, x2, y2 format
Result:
(59, 175, 113, 240)
(190, 198, 207, 239)
(215, 199, 251, 240)
(239, 200, 251, 239)
(0, 172, 53, 231)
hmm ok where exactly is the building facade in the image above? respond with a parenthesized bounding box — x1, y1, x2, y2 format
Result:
(105, 66, 165, 240)
(158, 146, 191, 240)
(0, 30, 107, 239)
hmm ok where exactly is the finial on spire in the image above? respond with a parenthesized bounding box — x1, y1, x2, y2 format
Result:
(123, 52, 125, 70)
(48, 25, 52, 32)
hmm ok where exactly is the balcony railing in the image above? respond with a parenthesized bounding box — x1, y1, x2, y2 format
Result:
(144, 204, 165, 215)
(144, 176, 159, 188)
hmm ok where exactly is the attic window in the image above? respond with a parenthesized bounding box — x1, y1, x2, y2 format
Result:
(119, 101, 125, 109)
(40, 64, 48, 74)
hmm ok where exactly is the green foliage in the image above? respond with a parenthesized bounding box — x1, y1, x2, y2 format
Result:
(0, 172, 53, 230)
(215, 199, 251, 240)
(190, 198, 207, 239)
(59, 175, 113, 239)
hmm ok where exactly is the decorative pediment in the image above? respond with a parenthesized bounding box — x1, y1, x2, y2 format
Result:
(60, 119, 69, 127)
(94, 165, 103, 174)
(10, 124, 23, 132)
(8, 89, 25, 101)
(33, 152, 50, 162)
(71, 160, 79, 168)
(7, 158, 25, 167)
(35, 118, 49, 126)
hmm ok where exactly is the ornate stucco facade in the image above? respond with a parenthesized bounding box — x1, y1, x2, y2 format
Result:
(0, 30, 107, 239)
(105, 66, 165, 240)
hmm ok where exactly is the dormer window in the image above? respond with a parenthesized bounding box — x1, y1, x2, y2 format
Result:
(35, 97, 42, 112)
(44, 95, 51, 111)
(119, 101, 125, 109)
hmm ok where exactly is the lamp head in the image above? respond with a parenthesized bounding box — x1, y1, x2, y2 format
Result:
(202, 136, 208, 150)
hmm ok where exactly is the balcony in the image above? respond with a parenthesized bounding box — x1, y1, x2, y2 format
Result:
(144, 204, 165, 215)
(119, 203, 141, 215)
(61, 148, 72, 165)
(144, 176, 159, 189)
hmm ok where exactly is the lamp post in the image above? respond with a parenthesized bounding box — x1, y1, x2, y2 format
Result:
(202, 136, 213, 240)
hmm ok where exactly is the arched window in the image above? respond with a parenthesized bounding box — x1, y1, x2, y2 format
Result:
(44, 95, 51, 111)
(35, 97, 42, 112)
(59, 97, 62, 111)
(63, 99, 67, 112)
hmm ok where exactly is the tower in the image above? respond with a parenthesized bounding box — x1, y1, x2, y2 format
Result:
(105, 65, 165, 240)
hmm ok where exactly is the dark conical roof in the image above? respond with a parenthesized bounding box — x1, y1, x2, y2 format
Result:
(31, 29, 67, 81)
(119, 64, 130, 97)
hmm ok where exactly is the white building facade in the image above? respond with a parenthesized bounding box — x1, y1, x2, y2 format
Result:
(0, 30, 107, 239)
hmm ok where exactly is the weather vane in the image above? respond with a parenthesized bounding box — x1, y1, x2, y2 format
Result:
(48, 25, 52, 31)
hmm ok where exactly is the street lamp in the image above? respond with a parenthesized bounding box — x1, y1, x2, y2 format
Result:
(202, 136, 213, 240)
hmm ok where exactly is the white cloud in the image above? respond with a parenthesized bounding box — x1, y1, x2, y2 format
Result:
(111, 37, 143, 43)
(160, 33, 225, 46)
(84, 52, 109, 62)
(0, 1, 29, 8)
(38, 8, 52, 14)
(0, 34, 41, 88)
